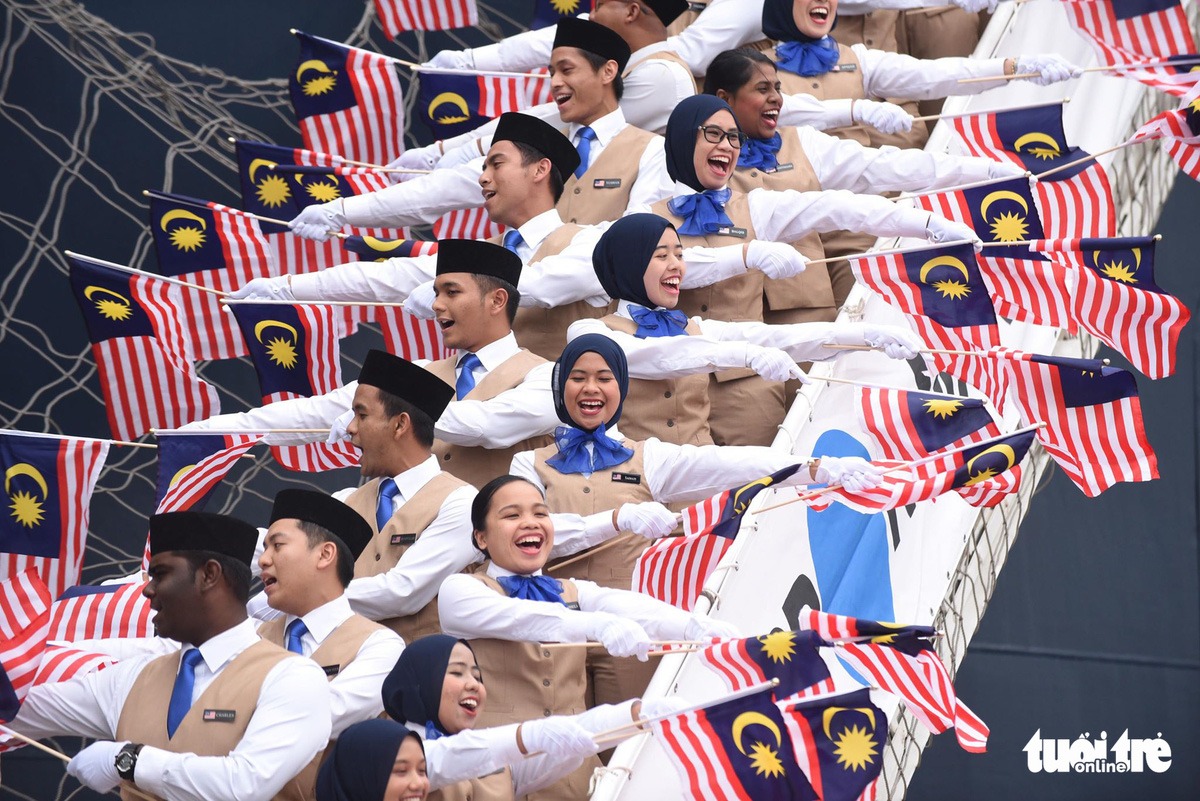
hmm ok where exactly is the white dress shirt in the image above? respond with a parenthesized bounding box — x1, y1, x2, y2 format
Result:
(510, 425, 808, 504)
(280, 596, 403, 738)
(13, 619, 331, 801)
(438, 562, 696, 645)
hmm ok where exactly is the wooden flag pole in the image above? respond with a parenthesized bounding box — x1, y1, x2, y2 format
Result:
(539, 640, 704, 650)
(289, 29, 549, 80)
(891, 172, 1034, 202)
(796, 238, 978, 268)
(545, 519, 683, 574)
(811, 375, 982, 402)
(221, 137, 430, 174)
(63, 251, 226, 297)
(1032, 140, 1141, 180)
(151, 428, 330, 435)
(138, 190, 348, 239)
(219, 298, 412, 309)
(845, 98, 1071, 132)
(266, 162, 431, 176)
(0, 726, 158, 800)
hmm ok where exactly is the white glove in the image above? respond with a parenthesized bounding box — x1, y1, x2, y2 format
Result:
(925, 215, 983, 252)
(639, 696, 692, 724)
(229, 276, 295, 301)
(1016, 54, 1082, 86)
(423, 49, 475, 71)
(617, 502, 679, 539)
(520, 717, 597, 756)
(745, 240, 808, 280)
(288, 202, 346, 241)
(439, 141, 486, 171)
(595, 617, 654, 661)
(327, 409, 353, 444)
(814, 456, 887, 492)
(951, 0, 998, 12)
(851, 99, 913, 135)
(403, 281, 438, 319)
(685, 616, 741, 642)
(387, 142, 443, 174)
(861, 323, 924, 360)
(66, 740, 125, 794)
(747, 346, 810, 384)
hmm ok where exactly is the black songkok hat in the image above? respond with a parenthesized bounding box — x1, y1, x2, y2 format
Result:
(269, 489, 373, 560)
(148, 511, 258, 563)
(640, 0, 689, 26)
(553, 16, 632, 72)
(492, 112, 581, 181)
(435, 239, 523, 287)
(358, 349, 454, 421)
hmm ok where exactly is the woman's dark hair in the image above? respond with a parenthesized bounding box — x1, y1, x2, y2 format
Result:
(703, 47, 776, 96)
(469, 475, 544, 554)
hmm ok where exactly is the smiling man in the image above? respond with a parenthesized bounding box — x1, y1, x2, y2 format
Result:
(9, 511, 332, 801)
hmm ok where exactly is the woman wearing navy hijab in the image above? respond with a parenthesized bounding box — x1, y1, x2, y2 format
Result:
(317, 720, 427, 801)
(637, 93, 978, 446)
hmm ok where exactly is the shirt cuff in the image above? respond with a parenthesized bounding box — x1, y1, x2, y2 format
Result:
(823, 99, 855, 129)
(131, 745, 174, 799)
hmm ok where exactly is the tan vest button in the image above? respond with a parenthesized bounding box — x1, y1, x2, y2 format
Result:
(444, 453, 452, 460)
(574, 187, 581, 194)
(700, 304, 708, 312)
(375, 554, 381, 561)
(570, 218, 577, 223)
(582, 486, 591, 493)
(667, 420, 675, 427)
(542, 679, 551, 687)
(866, 38, 873, 45)
(750, 171, 758, 177)
(542, 650, 551, 658)
(664, 390, 672, 399)
(544, 709, 553, 716)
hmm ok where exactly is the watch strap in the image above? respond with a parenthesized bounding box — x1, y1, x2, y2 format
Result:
(115, 742, 144, 782)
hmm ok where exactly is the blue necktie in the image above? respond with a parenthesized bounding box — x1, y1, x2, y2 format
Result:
(166, 648, 204, 738)
(629, 306, 689, 338)
(456, 352, 482, 400)
(497, 574, 568, 606)
(376, 478, 399, 532)
(285, 618, 309, 654)
(574, 126, 596, 178)
(502, 229, 524, 255)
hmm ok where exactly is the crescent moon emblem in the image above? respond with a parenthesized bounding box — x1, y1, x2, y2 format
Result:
(822, 706, 877, 740)
(295, 59, 332, 83)
(1013, 131, 1062, 153)
(254, 319, 299, 344)
(360, 235, 406, 252)
(966, 443, 1017, 476)
(169, 465, 197, 488)
(83, 285, 131, 306)
(5, 463, 49, 498)
(248, 158, 278, 184)
(159, 208, 208, 232)
(731, 711, 782, 755)
(979, 190, 1029, 222)
(426, 91, 471, 120)
(919, 255, 971, 284)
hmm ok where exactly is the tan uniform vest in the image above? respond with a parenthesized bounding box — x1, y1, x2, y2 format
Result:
(348, 472, 470, 643)
(429, 768, 514, 801)
(536, 440, 655, 590)
(497, 224, 614, 361)
(557, 125, 657, 224)
(624, 48, 699, 94)
(114, 641, 294, 801)
(425, 351, 554, 488)
(599, 314, 711, 446)
(256, 614, 384, 801)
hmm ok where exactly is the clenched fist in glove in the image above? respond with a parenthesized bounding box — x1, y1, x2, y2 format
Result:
(594, 616, 654, 661)
(747, 346, 810, 383)
(618, 502, 679, 539)
(851, 99, 914, 135)
(66, 741, 125, 794)
(388, 142, 444, 177)
(861, 323, 924, 360)
(327, 408, 354, 444)
(1016, 54, 1082, 86)
(403, 281, 438, 319)
(230, 276, 295, 301)
(745, 240, 809, 280)
(288, 202, 347, 241)
(951, 0, 998, 13)
(813, 456, 887, 492)
(925, 215, 983, 251)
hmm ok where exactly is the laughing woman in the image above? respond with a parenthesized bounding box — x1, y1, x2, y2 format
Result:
(317, 721, 428, 801)
(632, 93, 977, 445)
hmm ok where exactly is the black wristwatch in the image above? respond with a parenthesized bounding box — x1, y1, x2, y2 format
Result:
(114, 742, 144, 782)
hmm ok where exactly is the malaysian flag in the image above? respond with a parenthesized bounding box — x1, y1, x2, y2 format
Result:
(634, 465, 800, 610)
(0, 569, 51, 722)
(533, 0, 583, 29)
(1063, 0, 1196, 62)
(290, 32, 406, 167)
(229, 303, 359, 472)
(148, 192, 278, 360)
(857, 388, 1020, 508)
(1131, 83, 1200, 180)
(0, 434, 108, 600)
(419, 70, 554, 139)
(1030, 237, 1190, 378)
(68, 255, 219, 439)
(374, 0, 477, 37)
(780, 688, 887, 801)
(851, 243, 1006, 405)
(48, 582, 154, 642)
(1115, 53, 1200, 98)
(654, 690, 819, 801)
(951, 104, 1116, 239)
(699, 629, 835, 699)
(433, 208, 505, 240)
(801, 609, 989, 753)
(31, 645, 117, 686)
(999, 351, 1158, 496)
(342, 235, 437, 260)
(913, 177, 1073, 330)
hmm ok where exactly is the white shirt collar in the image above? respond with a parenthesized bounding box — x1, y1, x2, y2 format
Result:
(462, 331, 520, 374)
(391, 455, 442, 504)
(192, 618, 260, 674)
(617, 298, 667, 318)
(568, 107, 626, 147)
(515, 209, 565, 253)
(485, 562, 545, 579)
(672, 179, 730, 198)
(287, 595, 354, 645)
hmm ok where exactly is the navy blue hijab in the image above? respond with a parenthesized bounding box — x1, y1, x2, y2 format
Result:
(592, 214, 689, 337)
(316, 720, 422, 801)
(664, 95, 740, 235)
(548, 334, 634, 473)
(382, 634, 476, 739)
(762, 0, 840, 76)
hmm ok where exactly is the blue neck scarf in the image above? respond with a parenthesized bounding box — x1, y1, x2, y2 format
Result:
(775, 38, 840, 76)
(497, 573, 568, 605)
(629, 305, 688, 338)
(666, 187, 734, 236)
(739, 133, 783, 171)
(545, 423, 635, 474)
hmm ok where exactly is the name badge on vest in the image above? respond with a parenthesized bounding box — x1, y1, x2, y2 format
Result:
(592, 178, 622, 189)
(715, 226, 748, 238)
(322, 664, 341, 677)
(764, 163, 795, 174)
(390, 533, 417, 546)
(611, 471, 642, 485)
(565, 601, 581, 610)
(202, 709, 236, 723)
(832, 63, 857, 73)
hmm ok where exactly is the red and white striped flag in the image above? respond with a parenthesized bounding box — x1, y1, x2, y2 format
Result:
(1062, 0, 1196, 62)
(374, 0, 478, 37)
(479, 69, 556, 116)
(1131, 83, 1200, 179)
(0, 643, 117, 751)
(48, 582, 154, 642)
(0, 570, 52, 721)
(433, 208, 505, 241)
